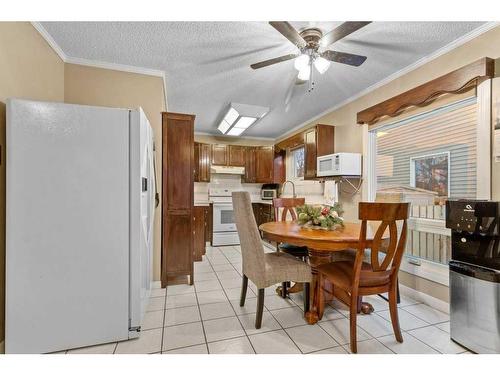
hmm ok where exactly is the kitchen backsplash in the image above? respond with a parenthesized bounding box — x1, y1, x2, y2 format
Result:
(194, 174, 327, 206)
(194, 174, 262, 204)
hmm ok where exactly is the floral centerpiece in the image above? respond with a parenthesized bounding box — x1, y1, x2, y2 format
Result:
(296, 203, 344, 231)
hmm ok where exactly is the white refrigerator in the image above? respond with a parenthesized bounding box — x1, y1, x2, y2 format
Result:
(5, 99, 156, 353)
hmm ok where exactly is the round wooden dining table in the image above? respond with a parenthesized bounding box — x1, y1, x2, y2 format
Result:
(259, 221, 385, 324)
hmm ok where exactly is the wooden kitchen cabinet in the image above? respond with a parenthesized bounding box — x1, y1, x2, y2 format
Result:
(273, 149, 286, 184)
(243, 146, 256, 183)
(252, 203, 274, 227)
(228, 145, 246, 167)
(211, 144, 245, 167)
(211, 144, 228, 165)
(304, 124, 335, 180)
(193, 206, 206, 261)
(193, 205, 211, 261)
(252, 203, 275, 246)
(194, 142, 211, 182)
(255, 146, 274, 183)
(162, 112, 195, 287)
(205, 205, 212, 245)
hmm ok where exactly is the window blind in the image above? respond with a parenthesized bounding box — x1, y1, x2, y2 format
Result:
(375, 98, 478, 199)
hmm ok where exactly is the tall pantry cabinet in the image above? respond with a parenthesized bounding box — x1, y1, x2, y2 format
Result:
(161, 112, 195, 287)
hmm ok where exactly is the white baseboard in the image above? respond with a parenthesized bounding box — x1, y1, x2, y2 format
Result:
(399, 284, 449, 314)
(151, 280, 162, 289)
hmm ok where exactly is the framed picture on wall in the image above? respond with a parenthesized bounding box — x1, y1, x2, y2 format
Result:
(410, 152, 450, 197)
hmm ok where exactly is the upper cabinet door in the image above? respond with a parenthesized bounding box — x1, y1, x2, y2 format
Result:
(304, 125, 335, 180)
(211, 144, 228, 165)
(194, 142, 211, 182)
(255, 146, 274, 183)
(194, 142, 200, 182)
(199, 143, 211, 182)
(304, 128, 317, 180)
(316, 125, 335, 157)
(163, 113, 194, 210)
(243, 147, 256, 183)
(228, 145, 246, 167)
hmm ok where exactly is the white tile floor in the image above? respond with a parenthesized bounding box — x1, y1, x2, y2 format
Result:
(57, 245, 472, 354)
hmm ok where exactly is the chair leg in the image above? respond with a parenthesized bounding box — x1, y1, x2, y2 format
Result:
(281, 282, 287, 298)
(317, 274, 325, 320)
(389, 283, 403, 342)
(349, 291, 358, 353)
(303, 282, 310, 312)
(255, 289, 265, 329)
(240, 275, 248, 307)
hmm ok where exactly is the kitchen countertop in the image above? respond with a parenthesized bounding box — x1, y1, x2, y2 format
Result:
(194, 195, 326, 207)
(194, 197, 273, 206)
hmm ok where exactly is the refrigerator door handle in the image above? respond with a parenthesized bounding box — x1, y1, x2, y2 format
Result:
(153, 140, 160, 208)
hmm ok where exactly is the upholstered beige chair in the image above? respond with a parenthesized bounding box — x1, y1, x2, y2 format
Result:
(232, 191, 312, 329)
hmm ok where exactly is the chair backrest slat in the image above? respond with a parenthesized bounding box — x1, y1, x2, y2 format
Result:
(358, 202, 410, 275)
(272, 197, 305, 222)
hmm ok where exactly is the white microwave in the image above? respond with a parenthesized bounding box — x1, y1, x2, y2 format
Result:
(317, 152, 362, 177)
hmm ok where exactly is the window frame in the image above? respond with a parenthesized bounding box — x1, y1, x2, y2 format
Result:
(409, 151, 451, 198)
(287, 145, 305, 181)
(363, 80, 492, 286)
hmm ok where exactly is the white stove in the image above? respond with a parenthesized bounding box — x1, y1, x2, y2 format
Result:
(209, 188, 240, 246)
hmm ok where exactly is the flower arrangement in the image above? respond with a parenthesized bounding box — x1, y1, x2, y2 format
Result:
(296, 203, 344, 231)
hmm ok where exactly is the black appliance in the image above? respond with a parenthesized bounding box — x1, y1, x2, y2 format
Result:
(446, 199, 500, 353)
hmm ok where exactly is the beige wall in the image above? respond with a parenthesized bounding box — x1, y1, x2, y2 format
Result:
(0, 22, 65, 352)
(64, 63, 166, 282)
(276, 25, 500, 302)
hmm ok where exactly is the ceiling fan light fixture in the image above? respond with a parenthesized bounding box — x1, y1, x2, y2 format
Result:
(314, 56, 330, 74)
(294, 54, 310, 71)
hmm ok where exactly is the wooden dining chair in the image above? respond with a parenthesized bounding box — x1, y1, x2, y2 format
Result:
(232, 192, 312, 328)
(315, 202, 410, 353)
(272, 197, 309, 299)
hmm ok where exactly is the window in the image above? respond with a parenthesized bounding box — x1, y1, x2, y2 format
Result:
(291, 146, 305, 179)
(366, 93, 491, 285)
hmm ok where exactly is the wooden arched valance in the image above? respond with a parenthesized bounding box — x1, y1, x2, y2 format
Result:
(357, 57, 495, 125)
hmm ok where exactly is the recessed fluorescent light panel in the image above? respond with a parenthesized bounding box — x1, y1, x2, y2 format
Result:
(217, 103, 269, 136)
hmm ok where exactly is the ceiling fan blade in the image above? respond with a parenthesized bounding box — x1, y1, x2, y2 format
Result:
(250, 53, 298, 70)
(269, 21, 307, 49)
(321, 50, 367, 67)
(320, 21, 372, 48)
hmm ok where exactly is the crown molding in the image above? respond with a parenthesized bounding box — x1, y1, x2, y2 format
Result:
(276, 21, 500, 142)
(64, 56, 166, 78)
(31, 22, 169, 109)
(32, 22, 67, 61)
(194, 131, 274, 141)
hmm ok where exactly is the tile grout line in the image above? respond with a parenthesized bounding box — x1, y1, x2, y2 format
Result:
(207, 246, 257, 354)
(159, 284, 168, 354)
(219, 245, 319, 354)
(192, 274, 211, 354)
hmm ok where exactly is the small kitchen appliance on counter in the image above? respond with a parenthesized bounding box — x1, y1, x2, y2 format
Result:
(261, 183, 280, 200)
(446, 199, 500, 353)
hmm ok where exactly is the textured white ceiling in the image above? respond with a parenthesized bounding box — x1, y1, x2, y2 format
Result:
(41, 21, 486, 138)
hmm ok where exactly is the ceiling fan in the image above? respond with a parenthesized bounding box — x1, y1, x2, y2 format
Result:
(251, 21, 371, 89)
